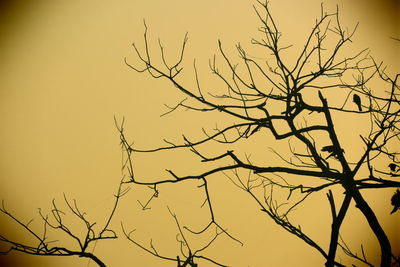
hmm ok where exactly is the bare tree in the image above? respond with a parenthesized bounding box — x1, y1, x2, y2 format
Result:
(1, 1, 398, 267)
(120, 1, 400, 266)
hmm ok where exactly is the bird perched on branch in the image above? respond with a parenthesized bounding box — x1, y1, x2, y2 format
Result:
(390, 189, 400, 214)
(388, 163, 399, 173)
(321, 145, 344, 160)
(353, 94, 362, 111)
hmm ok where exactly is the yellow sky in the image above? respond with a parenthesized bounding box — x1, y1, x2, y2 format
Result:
(0, 0, 399, 266)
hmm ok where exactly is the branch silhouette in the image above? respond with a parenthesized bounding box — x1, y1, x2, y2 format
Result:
(120, 1, 399, 266)
(1, 1, 398, 266)
(0, 179, 128, 267)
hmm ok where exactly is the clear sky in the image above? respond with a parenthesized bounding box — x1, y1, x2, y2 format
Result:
(0, 0, 399, 266)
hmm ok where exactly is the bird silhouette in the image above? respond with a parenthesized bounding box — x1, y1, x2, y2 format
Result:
(353, 94, 362, 111)
(390, 189, 400, 214)
(321, 145, 344, 159)
(388, 163, 399, 172)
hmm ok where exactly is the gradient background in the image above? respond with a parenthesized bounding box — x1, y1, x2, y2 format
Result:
(0, 0, 399, 266)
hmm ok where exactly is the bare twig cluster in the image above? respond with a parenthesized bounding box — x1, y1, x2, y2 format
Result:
(0, 179, 127, 267)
